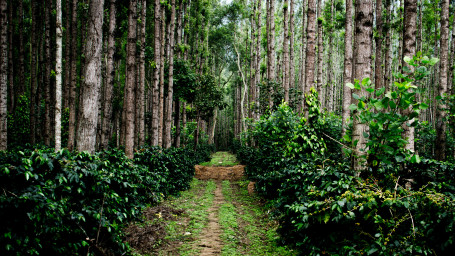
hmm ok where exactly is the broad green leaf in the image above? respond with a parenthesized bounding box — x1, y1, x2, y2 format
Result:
(324, 212, 331, 223)
(349, 104, 357, 111)
(375, 87, 386, 97)
(410, 154, 421, 163)
(358, 101, 366, 109)
(429, 57, 439, 66)
(373, 101, 384, 110)
(419, 103, 429, 110)
(403, 56, 412, 64)
(362, 77, 371, 85)
(421, 56, 429, 64)
(363, 132, 369, 138)
(346, 82, 355, 89)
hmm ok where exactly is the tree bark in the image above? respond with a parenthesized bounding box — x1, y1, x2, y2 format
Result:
(402, 0, 417, 152)
(255, 0, 262, 120)
(289, 0, 295, 106)
(383, 0, 392, 92)
(303, 0, 317, 114)
(18, 0, 25, 96)
(136, 0, 146, 148)
(159, 5, 166, 147)
(283, 0, 290, 103)
(101, 0, 116, 150)
(75, 0, 104, 154)
(44, 0, 52, 146)
(55, 0, 62, 151)
(7, 0, 12, 112)
(435, 0, 449, 161)
(298, 0, 307, 112)
(124, 0, 137, 158)
(342, 0, 353, 140)
(164, 0, 176, 149)
(316, 0, 323, 104)
(375, 0, 384, 91)
(30, 0, 38, 144)
(152, 0, 161, 146)
(0, 0, 7, 150)
(352, 0, 373, 172)
(67, 0, 78, 150)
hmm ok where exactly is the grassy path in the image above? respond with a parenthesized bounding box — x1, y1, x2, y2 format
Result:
(127, 152, 296, 255)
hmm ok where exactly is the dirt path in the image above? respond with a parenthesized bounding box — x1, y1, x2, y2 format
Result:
(196, 181, 223, 255)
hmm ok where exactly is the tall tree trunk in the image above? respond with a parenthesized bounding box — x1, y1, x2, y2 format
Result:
(249, 0, 256, 120)
(136, 0, 146, 147)
(55, 0, 63, 151)
(342, 0, 353, 140)
(75, 0, 104, 154)
(416, 0, 422, 55)
(316, 0, 323, 104)
(158, 5, 165, 147)
(64, 0, 71, 110)
(18, 0, 25, 96)
(384, 0, 392, 92)
(402, 0, 417, 152)
(375, 0, 384, 90)
(255, 0, 262, 120)
(124, 0, 137, 158)
(7, 0, 12, 112)
(164, 0, 176, 149)
(303, 0, 317, 114)
(289, 0, 295, 106)
(30, 0, 38, 144)
(44, 0, 52, 146)
(67, 0, 78, 150)
(435, 0, 449, 161)
(101, 0, 116, 150)
(267, 0, 276, 107)
(283, 0, 290, 102)
(352, 0, 373, 172)
(298, 0, 307, 112)
(152, 0, 161, 146)
(0, 0, 7, 150)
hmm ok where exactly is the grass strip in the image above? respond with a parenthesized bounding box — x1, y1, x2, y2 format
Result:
(200, 151, 240, 167)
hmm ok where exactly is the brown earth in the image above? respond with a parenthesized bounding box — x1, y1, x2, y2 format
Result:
(194, 165, 246, 181)
(196, 181, 224, 255)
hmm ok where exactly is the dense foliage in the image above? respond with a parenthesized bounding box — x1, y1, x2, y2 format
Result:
(0, 144, 213, 255)
(234, 89, 455, 255)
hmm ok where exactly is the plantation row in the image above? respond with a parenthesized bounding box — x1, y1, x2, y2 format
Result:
(233, 92, 455, 255)
(0, 144, 214, 255)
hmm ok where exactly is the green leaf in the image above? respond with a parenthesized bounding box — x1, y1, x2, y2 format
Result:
(421, 56, 429, 64)
(362, 77, 371, 85)
(419, 103, 429, 110)
(403, 56, 412, 64)
(363, 132, 369, 138)
(367, 248, 378, 255)
(389, 101, 397, 109)
(429, 57, 439, 66)
(410, 154, 421, 163)
(373, 101, 384, 110)
(375, 87, 386, 97)
(346, 82, 355, 89)
(352, 93, 361, 100)
(349, 104, 357, 111)
(324, 212, 331, 223)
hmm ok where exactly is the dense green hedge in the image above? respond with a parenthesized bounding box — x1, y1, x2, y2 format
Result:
(234, 101, 455, 255)
(0, 144, 212, 255)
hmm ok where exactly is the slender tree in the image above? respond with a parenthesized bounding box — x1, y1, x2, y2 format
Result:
(159, 5, 166, 146)
(0, 0, 7, 150)
(124, 0, 137, 158)
(402, 0, 417, 152)
(352, 0, 373, 172)
(75, 0, 104, 153)
(30, 0, 38, 144)
(375, 0, 384, 90)
(136, 0, 146, 147)
(435, 0, 449, 161)
(283, 0, 290, 102)
(44, 0, 52, 146)
(67, 0, 78, 150)
(303, 0, 317, 115)
(55, 0, 62, 151)
(342, 0, 353, 139)
(152, 0, 161, 146)
(316, 0, 323, 103)
(164, 0, 176, 149)
(101, 0, 116, 150)
(289, 0, 295, 105)
(18, 0, 25, 96)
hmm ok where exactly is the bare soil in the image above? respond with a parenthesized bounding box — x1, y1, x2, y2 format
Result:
(196, 181, 224, 255)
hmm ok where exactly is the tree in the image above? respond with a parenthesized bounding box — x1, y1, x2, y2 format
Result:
(55, 0, 63, 151)
(101, 0, 116, 150)
(375, 0, 384, 90)
(124, 0, 137, 158)
(152, 0, 161, 146)
(283, 0, 290, 102)
(401, 0, 417, 152)
(75, 0, 104, 153)
(435, 0, 449, 161)
(136, 0, 146, 147)
(67, 0, 78, 150)
(303, 0, 317, 115)
(316, 0, 323, 103)
(342, 0, 353, 139)
(0, 0, 7, 150)
(164, 0, 176, 149)
(352, 0, 373, 172)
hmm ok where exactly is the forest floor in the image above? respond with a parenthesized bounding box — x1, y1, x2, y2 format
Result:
(125, 152, 296, 256)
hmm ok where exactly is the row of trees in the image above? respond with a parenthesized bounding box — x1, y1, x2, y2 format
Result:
(221, 0, 454, 166)
(0, 0, 226, 158)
